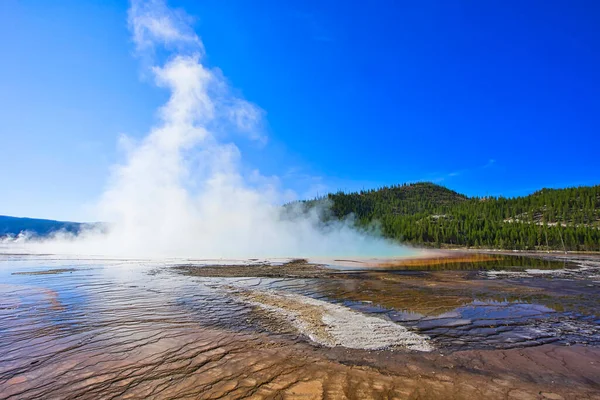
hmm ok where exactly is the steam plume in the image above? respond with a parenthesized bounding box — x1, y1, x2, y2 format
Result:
(6, 0, 411, 259)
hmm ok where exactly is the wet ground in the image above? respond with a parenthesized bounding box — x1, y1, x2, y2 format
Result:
(1, 252, 599, 399)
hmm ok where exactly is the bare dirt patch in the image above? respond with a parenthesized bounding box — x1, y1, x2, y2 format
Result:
(11, 268, 76, 276)
(173, 258, 335, 278)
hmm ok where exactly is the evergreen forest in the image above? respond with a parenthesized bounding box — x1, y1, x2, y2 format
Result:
(298, 182, 600, 252)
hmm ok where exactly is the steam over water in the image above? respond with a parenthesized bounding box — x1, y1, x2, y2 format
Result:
(6, 0, 411, 259)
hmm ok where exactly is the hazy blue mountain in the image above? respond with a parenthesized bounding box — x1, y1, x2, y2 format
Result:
(0, 215, 85, 237)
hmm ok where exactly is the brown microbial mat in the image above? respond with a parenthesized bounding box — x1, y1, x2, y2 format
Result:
(1, 253, 600, 399)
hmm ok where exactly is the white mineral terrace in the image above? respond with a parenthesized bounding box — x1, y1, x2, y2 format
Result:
(231, 287, 433, 352)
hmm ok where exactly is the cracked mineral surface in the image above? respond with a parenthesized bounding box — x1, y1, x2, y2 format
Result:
(1, 252, 599, 399)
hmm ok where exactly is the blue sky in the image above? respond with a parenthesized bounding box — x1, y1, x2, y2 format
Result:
(1, 0, 599, 221)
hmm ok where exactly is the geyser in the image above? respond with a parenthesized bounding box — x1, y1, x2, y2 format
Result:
(7, 0, 413, 259)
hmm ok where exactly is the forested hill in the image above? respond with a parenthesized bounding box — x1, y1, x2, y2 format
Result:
(302, 182, 600, 252)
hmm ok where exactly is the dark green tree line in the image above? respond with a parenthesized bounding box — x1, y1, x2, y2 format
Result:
(297, 182, 600, 252)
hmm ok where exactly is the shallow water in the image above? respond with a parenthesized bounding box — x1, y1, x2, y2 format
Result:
(325, 254, 576, 271)
(1, 254, 599, 399)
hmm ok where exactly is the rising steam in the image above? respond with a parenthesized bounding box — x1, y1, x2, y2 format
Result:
(5, 0, 411, 258)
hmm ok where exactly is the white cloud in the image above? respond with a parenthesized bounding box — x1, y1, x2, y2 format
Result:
(128, 0, 202, 53)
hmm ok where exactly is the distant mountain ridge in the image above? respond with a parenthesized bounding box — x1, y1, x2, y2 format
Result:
(0, 215, 85, 237)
